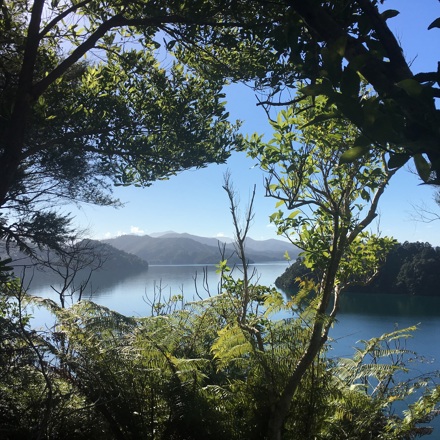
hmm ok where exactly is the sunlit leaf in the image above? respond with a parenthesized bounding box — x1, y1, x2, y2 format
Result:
(339, 146, 369, 164)
(288, 210, 301, 219)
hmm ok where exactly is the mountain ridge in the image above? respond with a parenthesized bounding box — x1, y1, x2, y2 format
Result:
(102, 232, 299, 265)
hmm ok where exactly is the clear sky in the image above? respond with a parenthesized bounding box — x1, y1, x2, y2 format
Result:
(67, 0, 440, 245)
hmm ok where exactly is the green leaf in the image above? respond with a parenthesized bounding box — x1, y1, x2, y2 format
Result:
(388, 153, 410, 169)
(428, 17, 440, 30)
(396, 79, 423, 97)
(339, 146, 369, 164)
(288, 210, 300, 219)
(300, 112, 339, 129)
(413, 154, 431, 182)
(360, 189, 370, 201)
(299, 83, 330, 97)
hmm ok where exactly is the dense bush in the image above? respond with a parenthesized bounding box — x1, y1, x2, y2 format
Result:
(0, 277, 438, 439)
(276, 242, 440, 296)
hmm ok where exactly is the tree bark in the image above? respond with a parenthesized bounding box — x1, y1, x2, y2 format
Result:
(0, 0, 45, 207)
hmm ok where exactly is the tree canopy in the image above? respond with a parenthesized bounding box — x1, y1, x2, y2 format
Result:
(181, 0, 440, 183)
(245, 95, 399, 436)
(276, 241, 440, 296)
(0, 0, 246, 252)
(1, 3, 440, 438)
(2, 0, 440, 254)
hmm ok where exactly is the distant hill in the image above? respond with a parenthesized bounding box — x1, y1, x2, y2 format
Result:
(151, 231, 234, 245)
(1, 239, 149, 288)
(103, 233, 299, 265)
(86, 240, 149, 275)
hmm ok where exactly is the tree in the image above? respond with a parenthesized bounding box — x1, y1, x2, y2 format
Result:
(278, 241, 440, 296)
(182, 0, 440, 184)
(3, 0, 439, 255)
(0, 0, 249, 254)
(245, 97, 398, 438)
(277, 0, 440, 185)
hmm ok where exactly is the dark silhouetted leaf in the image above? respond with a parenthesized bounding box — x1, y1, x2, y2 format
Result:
(396, 79, 423, 97)
(354, 135, 372, 148)
(341, 67, 360, 98)
(428, 17, 440, 30)
(381, 10, 400, 20)
(388, 153, 410, 169)
(300, 112, 340, 129)
(300, 83, 331, 97)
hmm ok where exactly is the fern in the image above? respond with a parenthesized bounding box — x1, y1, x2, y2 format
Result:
(212, 324, 253, 369)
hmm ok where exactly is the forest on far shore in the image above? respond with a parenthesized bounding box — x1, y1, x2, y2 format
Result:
(276, 242, 440, 296)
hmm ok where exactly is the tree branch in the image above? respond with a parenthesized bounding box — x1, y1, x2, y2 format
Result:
(355, 0, 412, 78)
(39, 0, 94, 38)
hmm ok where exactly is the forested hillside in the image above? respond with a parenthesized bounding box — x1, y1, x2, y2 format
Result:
(1, 240, 148, 287)
(276, 242, 440, 296)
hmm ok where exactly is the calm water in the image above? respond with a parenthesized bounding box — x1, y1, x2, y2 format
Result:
(30, 263, 290, 316)
(29, 262, 440, 360)
(28, 262, 440, 434)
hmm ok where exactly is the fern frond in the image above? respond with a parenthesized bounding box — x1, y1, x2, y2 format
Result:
(25, 294, 60, 314)
(212, 324, 252, 369)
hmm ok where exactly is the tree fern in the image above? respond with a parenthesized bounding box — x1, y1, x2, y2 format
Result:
(211, 324, 253, 370)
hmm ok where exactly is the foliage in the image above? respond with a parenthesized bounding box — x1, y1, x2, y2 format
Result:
(246, 97, 398, 297)
(243, 96, 400, 437)
(0, 0, 244, 254)
(335, 327, 439, 439)
(5, 157, 434, 439)
(0, 276, 438, 439)
(2, 2, 440, 438)
(3, 0, 440, 256)
(278, 241, 440, 296)
(0, 279, 107, 439)
(178, 1, 440, 184)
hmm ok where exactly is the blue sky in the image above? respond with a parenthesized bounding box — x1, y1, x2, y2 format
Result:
(68, 0, 440, 245)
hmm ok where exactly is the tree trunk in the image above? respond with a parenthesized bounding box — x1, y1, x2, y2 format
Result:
(0, 0, 44, 207)
(265, 235, 345, 439)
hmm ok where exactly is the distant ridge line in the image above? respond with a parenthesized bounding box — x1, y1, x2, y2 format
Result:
(102, 232, 299, 265)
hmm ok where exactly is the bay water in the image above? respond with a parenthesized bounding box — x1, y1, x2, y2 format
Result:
(28, 262, 440, 434)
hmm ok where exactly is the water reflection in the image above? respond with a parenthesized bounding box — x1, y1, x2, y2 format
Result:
(339, 292, 440, 317)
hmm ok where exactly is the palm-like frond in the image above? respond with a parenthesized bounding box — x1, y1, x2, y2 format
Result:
(212, 324, 252, 369)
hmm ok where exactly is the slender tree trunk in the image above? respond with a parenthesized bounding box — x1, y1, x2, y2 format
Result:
(266, 234, 346, 440)
(267, 324, 329, 439)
